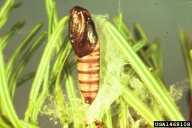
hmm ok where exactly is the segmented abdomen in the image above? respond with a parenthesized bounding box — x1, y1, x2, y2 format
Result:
(69, 6, 100, 105)
(69, 6, 103, 128)
(77, 41, 100, 104)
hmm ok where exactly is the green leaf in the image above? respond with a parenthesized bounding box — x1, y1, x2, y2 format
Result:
(105, 21, 184, 121)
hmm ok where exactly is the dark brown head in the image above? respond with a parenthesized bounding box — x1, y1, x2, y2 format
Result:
(69, 6, 98, 58)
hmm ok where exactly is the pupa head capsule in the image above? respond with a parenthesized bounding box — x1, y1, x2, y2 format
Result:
(69, 6, 98, 58)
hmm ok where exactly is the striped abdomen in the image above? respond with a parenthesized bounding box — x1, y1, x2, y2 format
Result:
(69, 6, 100, 104)
(77, 41, 100, 104)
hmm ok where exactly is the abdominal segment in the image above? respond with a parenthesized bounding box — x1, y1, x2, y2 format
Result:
(77, 41, 100, 104)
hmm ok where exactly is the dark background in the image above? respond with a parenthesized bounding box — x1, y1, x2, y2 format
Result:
(0, 0, 192, 127)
